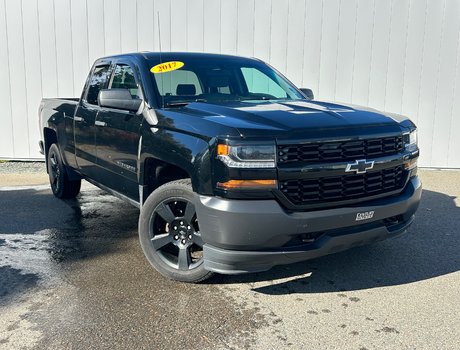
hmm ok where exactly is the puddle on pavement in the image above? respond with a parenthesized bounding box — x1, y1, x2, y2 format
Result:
(0, 266, 40, 300)
(0, 185, 264, 349)
(0, 185, 139, 304)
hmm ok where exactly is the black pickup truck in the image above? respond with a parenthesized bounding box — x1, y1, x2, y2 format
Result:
(39, 52, 421, 282)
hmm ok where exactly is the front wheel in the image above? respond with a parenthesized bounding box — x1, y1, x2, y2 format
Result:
(138, 179, 214, 283)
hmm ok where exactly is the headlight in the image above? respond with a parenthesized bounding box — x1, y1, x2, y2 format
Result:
(217, 143, 276, 168)
(404, 129, 417, 151)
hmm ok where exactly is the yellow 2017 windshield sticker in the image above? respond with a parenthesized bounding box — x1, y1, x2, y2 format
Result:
(150, 61, 184, 73)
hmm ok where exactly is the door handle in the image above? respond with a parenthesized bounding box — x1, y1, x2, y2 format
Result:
(95, 121, 107, 127)
(74, 116, 84, 122)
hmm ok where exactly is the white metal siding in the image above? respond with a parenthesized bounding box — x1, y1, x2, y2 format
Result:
(0, 0, 459, 167)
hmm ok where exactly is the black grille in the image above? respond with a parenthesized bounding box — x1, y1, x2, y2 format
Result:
(278, 136, 403, 164)
(280, 165, 406, 206)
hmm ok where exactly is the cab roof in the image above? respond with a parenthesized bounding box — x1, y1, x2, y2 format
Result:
(98, 51, 261, 64)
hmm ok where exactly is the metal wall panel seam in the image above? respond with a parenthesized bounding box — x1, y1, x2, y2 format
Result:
(85, 0, 90, 68)
(446, 11, 460, 167)
(219, 0, 222, 53)
(169, 0, 171, 51)
(284, 0, 290, 74)
(366, 0, 377, 106)
(202, 0, 205, 53)
(332, 0, 342, 101)
(136, 0, 139, 51)
(185, 0, 188, 51)
(68, 0, 76, 96)
(399, 0, 412, 113)
(2, 0, 14, 156)
(35, 0, 44, 109)
(153, 0, 156, 50)
(316, 0, 324, 97)
(235, 0, 239, 55)
(118, 0, 122, 53)
(268, 0, 272, 62)
(382, 0, 394, 110)
(251, 0, 255, 57)
(299, 0, 306, 87)
(428, 0, 447, 165)
(101, 0, 106, 54)
(24, 0, 45, 158)
(19, 0, 31, 157)
(52, 0, 59, 96)
(349, 0, 359, 103)
(414, 0, 429, 126)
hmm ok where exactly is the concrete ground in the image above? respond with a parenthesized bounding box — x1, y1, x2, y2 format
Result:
(0, 163, 459, 349)
(0, 162, 47, 187)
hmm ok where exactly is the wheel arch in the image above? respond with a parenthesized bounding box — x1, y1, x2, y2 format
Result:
(43, 127, 58, 172)
(142, 157, 191, 197)
(139, 132, 214, 203)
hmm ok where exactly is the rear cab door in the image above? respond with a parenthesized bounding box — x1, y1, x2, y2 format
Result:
(94, 58, 145, 201)
(74, 60, 112, 178)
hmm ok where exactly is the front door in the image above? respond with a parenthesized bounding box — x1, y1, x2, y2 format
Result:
(94, 63, 143, 201)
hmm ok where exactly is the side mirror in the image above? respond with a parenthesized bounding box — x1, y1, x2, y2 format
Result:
(299, 88, 314, 100)
(98, 89, 142, 112)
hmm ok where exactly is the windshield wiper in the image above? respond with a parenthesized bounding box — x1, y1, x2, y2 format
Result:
(164, 99, 207, 108)
(164, 101, 189, 108)
(238, 97, 271, 101)
(238, 96, 291, 102)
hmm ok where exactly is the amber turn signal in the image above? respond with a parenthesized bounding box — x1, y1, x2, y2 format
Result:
(216, 179, 277, 189)
(217, 144, 229, 156)
(404, 158, 417, 170)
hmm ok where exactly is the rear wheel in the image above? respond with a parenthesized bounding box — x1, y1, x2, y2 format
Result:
(138, 179, 213, 283)
(47, 143, 81, 199)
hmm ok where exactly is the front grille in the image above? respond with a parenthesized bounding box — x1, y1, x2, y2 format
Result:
(280, 165, 406, 206)
(278, 136, 403, 164)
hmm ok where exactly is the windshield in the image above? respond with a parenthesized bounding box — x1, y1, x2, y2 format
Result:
(149, 57, 304, 107)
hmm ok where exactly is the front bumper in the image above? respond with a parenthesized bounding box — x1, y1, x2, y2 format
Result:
(195, 176, 422, 274)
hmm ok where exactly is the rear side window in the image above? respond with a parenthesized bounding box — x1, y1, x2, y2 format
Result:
(110, 64, 140, 99)
(85, 65, 111, 105)
(154, 70, 203, 96)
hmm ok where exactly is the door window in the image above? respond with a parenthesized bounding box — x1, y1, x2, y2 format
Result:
(85, 65, 111, 105)
(110, 64, 141, 99)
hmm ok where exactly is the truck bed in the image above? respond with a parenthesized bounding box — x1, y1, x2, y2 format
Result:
(39, 98, 79, 141)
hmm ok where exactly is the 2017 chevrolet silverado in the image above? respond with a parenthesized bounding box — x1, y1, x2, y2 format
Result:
(39, 52, 421, 282)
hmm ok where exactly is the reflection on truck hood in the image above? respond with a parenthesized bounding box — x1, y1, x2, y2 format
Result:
(183, 100, 407, 139)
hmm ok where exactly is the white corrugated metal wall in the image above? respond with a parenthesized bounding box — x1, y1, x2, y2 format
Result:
(1, 0, 459, 167)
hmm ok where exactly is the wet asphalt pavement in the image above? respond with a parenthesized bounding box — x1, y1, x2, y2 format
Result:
(0, 183, 262, 349)
(0, 168, 459, 349)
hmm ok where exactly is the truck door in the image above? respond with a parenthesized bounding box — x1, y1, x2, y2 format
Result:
(74, 63, 112, 178)
(94, 62, 143, 201)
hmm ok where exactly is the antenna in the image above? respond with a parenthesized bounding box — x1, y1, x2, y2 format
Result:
(157, 11, 165, 108)
(157, 11, 162, 54)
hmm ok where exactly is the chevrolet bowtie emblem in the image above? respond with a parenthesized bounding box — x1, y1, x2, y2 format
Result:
(345, 159, 375, 174)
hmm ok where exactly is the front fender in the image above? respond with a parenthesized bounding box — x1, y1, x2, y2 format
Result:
(139, 126, 214, 195)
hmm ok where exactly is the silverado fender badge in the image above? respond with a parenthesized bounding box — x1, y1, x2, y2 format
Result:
(356, 211, 374, 221)
(345, 159, 375, 174)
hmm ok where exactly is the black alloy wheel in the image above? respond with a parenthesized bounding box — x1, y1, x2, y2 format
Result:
(138, 179, 214, 283)
(150, 198, 204, 271)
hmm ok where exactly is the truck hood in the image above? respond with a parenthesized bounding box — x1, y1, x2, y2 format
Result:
(182, 100, 408, 139)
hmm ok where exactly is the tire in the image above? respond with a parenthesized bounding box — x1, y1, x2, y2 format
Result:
(47, 143, 81, 199)
(138, 179, 214, 283)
